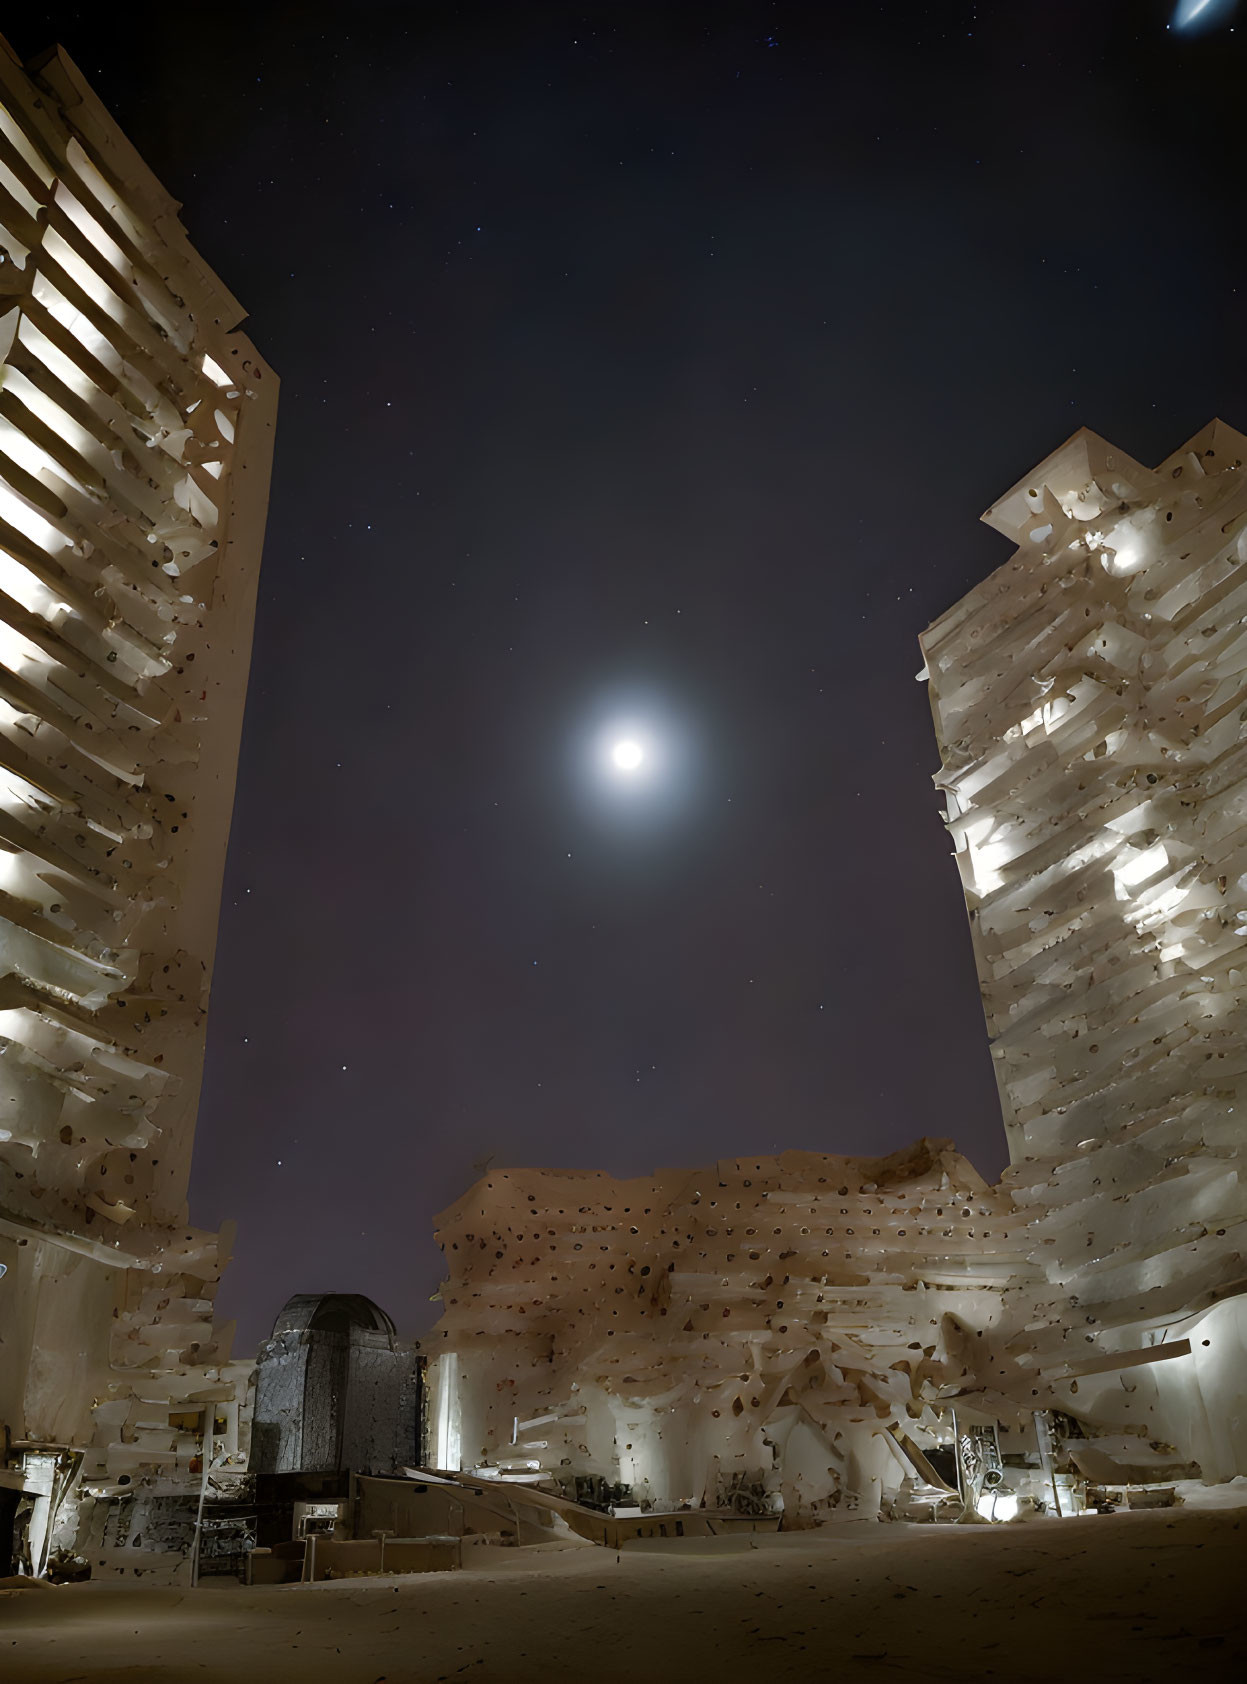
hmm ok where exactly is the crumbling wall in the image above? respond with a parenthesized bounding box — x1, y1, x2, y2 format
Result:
(0, 31, 275, 1535)
(430, 1139, 1033, 1520)
(920, 422, 1247, 1480)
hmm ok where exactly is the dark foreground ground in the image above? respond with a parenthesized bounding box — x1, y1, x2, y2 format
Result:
(1, 1508, 1243, 1683)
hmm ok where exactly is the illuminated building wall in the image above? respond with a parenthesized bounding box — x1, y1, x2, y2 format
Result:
(0, 34, 274, 1552)
(920, 422, 1247, 1482)
(430, 1141, 1030, 1521)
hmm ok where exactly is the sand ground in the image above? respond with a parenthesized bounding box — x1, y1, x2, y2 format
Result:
(1, 1508, 1243, 1683)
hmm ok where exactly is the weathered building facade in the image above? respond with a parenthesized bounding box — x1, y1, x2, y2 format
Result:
(0, 37, 275, 1575)
(428, 1141, 1031, 1521)
(920, 420, 1247, 1488)
(430, 422, 1247, 1522)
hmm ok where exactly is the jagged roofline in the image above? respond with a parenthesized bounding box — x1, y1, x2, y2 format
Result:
(2, 33, 250, 332)
(433, 1135, 990, 1235)
(980, 418, 1247, 542)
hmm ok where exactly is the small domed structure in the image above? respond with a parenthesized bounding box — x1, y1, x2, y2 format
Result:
(250, 1293, 419, 1476)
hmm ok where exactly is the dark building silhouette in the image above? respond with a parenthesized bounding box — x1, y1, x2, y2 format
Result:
(250, 1294, 421, 1477)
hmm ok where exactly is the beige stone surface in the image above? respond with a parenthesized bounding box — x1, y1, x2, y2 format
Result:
(1, 1508, 1243, 1682)
(429, 1140, 1031, 1520)
(920, 423, 1247, 1484)
(0, 30, 274, 1556)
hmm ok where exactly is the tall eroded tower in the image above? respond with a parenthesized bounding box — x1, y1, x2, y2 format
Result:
(921, 423, 1247, 1480)
(0, 36, 275, 1544)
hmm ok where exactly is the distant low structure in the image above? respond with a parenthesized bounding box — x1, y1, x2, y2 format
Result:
(0, 36, 275, 1578)
(238, 1293, 422, 1555)
(429, 421, 1247, 1524)
(251, 1293, 421, 1478)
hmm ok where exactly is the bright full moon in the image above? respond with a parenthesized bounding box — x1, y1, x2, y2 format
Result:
(577, 695, 695, 827)
(611, 739, 644, 772)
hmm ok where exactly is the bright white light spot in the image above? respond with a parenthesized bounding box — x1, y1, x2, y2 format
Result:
(1172, 0, 1235, 28)
(1113, 838, 1169, 896)
(577, 693, 698, 829)
(976, 1490, 1020, 1523)
(1100, 543, 1146, 577)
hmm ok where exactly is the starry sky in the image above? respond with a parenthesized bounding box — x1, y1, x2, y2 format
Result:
(16, 2, 1246, 1350)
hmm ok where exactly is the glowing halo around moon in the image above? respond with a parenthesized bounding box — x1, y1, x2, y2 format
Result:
(572, 690, 702, 832)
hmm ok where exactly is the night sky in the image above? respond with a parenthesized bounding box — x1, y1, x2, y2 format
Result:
(18, 2, 1246, 1351)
